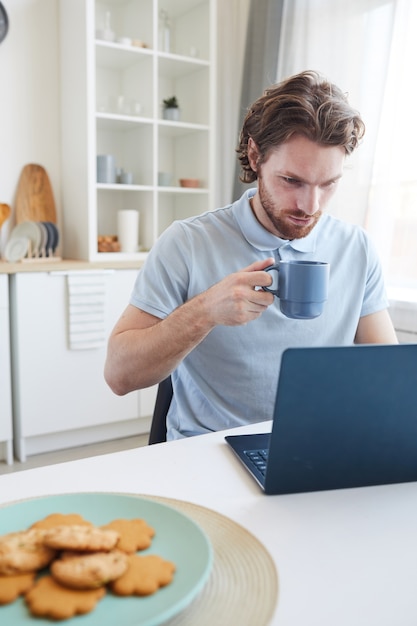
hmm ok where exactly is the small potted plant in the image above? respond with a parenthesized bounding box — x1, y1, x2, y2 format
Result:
(162, 96, 180, 121)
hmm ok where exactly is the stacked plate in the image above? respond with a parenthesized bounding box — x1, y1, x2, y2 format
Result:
(5, 221, 59, 262)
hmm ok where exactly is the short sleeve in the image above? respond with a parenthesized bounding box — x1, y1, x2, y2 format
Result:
(130, 222, 191, 318)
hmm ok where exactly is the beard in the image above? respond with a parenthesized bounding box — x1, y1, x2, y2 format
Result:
(258, 175, 322, 240)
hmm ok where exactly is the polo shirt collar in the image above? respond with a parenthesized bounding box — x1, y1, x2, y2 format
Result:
(233, 189, 319, 253)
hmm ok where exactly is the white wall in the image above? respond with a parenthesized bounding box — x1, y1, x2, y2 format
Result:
(0, 0, 232, 257)
(0, 0, 61, 254)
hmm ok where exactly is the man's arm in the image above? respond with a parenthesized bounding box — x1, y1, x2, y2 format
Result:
(354, 309, 398, 344)
(104, 258, 275, 395)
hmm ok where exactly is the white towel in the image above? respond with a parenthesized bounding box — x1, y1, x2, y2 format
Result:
(66, 272, 109, 350)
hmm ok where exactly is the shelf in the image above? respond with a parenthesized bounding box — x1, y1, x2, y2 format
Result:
(96, 183, 154, 192)
(60, 0, 215, 261)
(158, 54, 210, 77)
(96, 115, 208, 134)
(158, 186, 208, 194)
(95, 40, 153, 69)
(158, 120, 209, 135)
(96, 183, 208, 194)
(96, 251, 149, 262)
(96, 113, 154, 130)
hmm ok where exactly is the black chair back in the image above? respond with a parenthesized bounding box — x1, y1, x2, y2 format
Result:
(148, 376, 173, 444)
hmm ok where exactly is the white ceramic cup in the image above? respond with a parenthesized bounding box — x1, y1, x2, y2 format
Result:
(158, 171, 172, 186)
(117, 210, 139, 253)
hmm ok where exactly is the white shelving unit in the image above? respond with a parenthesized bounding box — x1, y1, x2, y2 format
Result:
(59, 0, 216, 261)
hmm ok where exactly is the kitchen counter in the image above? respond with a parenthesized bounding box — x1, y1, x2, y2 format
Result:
(0, 258, 144, 274)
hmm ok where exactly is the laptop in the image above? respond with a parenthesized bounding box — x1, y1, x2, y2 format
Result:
(225, 344, 417, 495)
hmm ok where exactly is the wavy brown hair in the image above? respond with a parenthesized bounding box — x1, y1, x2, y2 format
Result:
(237, 70, 365, 183)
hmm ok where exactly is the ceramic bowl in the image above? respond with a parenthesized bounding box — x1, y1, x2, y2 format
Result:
(179, 178, 199, 188)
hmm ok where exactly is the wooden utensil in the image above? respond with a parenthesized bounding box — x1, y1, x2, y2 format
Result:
(0, 203, 11, 229)
(15, 164, 57, 224)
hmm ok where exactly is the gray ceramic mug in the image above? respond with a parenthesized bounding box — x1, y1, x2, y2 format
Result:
(262, 260, 330, 319)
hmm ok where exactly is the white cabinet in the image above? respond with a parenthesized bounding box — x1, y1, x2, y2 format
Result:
(10, 269, 156, 462)
(389, 299, 417, 344)
(0, 275, 13, 464)
(59, 0, 216, 261)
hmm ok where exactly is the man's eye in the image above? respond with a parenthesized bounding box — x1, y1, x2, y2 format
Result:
(282, 176, 299, 185)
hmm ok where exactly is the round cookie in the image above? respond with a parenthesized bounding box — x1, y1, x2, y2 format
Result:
(0, 529, 56, 575)
(51, 551, 128, 589)
(43, 525, 119, 552)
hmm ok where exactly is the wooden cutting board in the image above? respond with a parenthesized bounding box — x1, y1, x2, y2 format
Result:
(0, 203, 11, 229)
(15, 164, 57, 224)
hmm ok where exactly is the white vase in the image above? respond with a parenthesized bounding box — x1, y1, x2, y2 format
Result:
(163, 107, 180, 121)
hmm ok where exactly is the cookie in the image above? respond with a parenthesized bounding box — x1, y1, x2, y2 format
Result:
(30, 513, 93, 530)
(101, 519, 155, 553)
(25, 575, 105, 620)
(43, 525, 119, 552)
(0, 572, 36, 605)
(0, 529, 56, 575)
(51, 550, 128, 589)
(110, 554, 176, 596)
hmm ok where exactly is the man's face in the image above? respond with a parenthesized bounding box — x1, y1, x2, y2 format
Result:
(248, 134, 345, 240)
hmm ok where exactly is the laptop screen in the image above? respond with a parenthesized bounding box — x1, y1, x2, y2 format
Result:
(227, 344, 417, 494)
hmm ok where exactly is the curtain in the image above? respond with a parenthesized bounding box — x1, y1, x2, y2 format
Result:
(215, 0, 284, 208)
(276, 0, 396, 227)
(277, 0, 417, 287)
(232, 0, 285, 201)
(217, 0, 416, 289)
(217, 0, 395, 223)
(365, 0, 417, 286)
(215, 0, 251, 208)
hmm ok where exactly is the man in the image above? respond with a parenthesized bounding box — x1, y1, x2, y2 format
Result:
(104, 70, 398, 439)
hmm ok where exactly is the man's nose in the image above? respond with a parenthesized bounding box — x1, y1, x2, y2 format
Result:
(298, 186, 320, 215)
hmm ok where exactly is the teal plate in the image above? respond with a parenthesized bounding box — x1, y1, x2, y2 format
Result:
(0, 493, 213, 625)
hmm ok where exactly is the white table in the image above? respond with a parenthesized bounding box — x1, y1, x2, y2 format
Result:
(1, 421, 417, 625)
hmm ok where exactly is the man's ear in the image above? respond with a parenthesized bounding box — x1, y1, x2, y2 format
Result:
(247, 137, 260, 172)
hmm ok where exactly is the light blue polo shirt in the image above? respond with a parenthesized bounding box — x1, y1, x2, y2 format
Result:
(130, 189, 389, 439)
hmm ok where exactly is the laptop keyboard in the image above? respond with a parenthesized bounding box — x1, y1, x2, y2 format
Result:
(244, 449, 269, 476)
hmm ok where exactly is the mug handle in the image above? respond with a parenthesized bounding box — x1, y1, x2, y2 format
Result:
(261, 264, 280, 296)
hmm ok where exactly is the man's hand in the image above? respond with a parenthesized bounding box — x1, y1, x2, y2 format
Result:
(198, 257, 275, 326)
(105, 258, 276, 393)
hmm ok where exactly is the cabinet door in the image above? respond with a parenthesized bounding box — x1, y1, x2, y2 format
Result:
(0, 275, 13, 463)
(10, 270, 144, 448)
